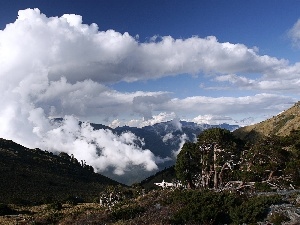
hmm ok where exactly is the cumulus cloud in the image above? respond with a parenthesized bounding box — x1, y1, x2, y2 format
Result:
(125, 112, 177, 128)
(40, 116, 163, 175)
(0, 8, 290, 85)
(192, 115, 234, 125)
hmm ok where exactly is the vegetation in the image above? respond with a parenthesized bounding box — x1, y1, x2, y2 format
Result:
(0, 203, 16, 216)
(0, 189, 286, 224)
(111, 204, 145, 221)
(233, 101, 300, 138)
(169, 190, 283, 225)
(175, 127, 300, 190)
(0, 138, 121, 204)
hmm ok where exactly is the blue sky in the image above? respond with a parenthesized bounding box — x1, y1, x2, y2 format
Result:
(1, 0, 300, 128)
(2, 0, 300, 181)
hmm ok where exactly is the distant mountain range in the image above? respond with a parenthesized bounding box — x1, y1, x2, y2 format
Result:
(113, 121, 239, 158)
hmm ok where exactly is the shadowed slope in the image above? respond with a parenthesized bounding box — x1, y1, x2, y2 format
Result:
(0, 138, 122, 204)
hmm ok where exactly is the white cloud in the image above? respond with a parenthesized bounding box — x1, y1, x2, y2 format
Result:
(0, 8, 290, 86)
(162, 133, 174, 143)
(40, 116, 167, 176)
(110, 119, 121, 128)
(171, 117, 182, 131)
(288, 19, 300, 47)
(192, 115, 234, 125)
(126, 112, 177, 128)
(172, 134, 188, 157)
(162, 94, 295, 121)
(132, 94, 171, 119)
(215, 74, 255, 88)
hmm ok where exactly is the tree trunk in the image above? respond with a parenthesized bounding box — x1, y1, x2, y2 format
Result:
(267, 170, 275, 181)
(214, 170, 218, 189)
(213, 145, 218, 189)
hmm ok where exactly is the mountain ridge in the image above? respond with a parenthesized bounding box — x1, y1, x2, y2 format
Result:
(0, 138, 121, 204)
(234, 101, 300, 139)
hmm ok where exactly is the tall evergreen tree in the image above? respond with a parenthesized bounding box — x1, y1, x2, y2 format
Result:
(176, 128, 241, 189)
(197, 128, 240, 188)
(175, 142, 199, 188)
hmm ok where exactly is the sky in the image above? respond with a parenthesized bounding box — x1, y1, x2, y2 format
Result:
(1, 0, 300, 183)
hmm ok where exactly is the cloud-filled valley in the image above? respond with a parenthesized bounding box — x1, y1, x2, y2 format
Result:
(1, 8, 300, 183)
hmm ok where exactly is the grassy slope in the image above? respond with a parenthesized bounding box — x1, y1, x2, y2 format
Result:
(234, 101, 300, 139)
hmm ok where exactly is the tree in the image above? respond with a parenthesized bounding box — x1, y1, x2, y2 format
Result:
(240, 135, 288, 182)
(282, 129, 300, 185)
(175, 128, 241, 189)
(175, 142, 199, 188)
(197, 128, 240, 189)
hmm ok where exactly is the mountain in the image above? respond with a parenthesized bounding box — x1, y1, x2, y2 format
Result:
(112, 121, 238, 166)
(0, 138, 121, 204)
(98, 121, 237, 184)
(113, 121, 239, 158)
(49, 119, 239, 185)
(234, 101, 300, 140)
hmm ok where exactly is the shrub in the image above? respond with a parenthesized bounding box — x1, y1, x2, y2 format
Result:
(169, 190, 283, 225)
(0, 203, 15, 216)
(268, 212, 289, 225)
(64, 196, 84, 205)
(254, 182, 273, 192)
(229, 195, 282, 224)
(11, 197, 32, 206)
(170, 190, 237, 224)
(111, 204, 145, 221)
(47, 202, 62, 211)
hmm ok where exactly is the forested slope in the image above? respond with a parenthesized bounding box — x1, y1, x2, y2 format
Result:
(0, 138, 121, 204)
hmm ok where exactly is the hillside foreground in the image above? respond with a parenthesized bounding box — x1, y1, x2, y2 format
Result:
(1, 187, 300, 224)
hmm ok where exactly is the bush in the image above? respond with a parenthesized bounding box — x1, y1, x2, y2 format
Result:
(111, 204, 145, 221)
(170, 190, 237, 224)
(11, 198, 32, 206)
(0, 203, 15, 216)
(47, 202, 62, 211)
(229, 195, 282, 224)
(169, 190, 283, 225)
(64, 196, 84, 205)
(268, 212, 289, 225)
(254, 182, 273, 192)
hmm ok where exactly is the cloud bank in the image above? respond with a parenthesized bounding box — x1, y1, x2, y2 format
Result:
(0, 8, 299, 182)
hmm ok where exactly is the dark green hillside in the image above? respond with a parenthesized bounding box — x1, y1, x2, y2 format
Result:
(0, 138, 121, 204)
